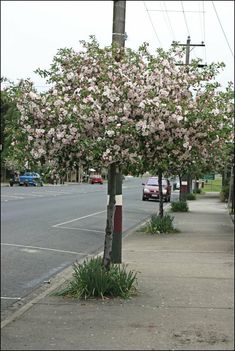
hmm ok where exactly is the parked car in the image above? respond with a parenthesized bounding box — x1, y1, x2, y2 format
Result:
(89, 175, 103, 184)
(18, 172, 43, 186)
(142, 177, 171, 202)
(9, 173, 20, 187)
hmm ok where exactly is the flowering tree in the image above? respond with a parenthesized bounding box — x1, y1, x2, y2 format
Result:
(169, 80, 234, 199)
(0, 88, 32, 174)
(13, 38, 152, 269)
(11, 36, 233, 268)
(134, 45, 234, 209)
(130, 44, 232, 213)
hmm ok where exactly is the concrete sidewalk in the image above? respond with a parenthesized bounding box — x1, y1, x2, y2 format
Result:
(1, 193, 234, 350)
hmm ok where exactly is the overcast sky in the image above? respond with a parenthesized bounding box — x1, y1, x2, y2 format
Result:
(1, 1, 234, 91)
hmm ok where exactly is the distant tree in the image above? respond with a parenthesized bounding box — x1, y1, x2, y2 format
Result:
(0, 89, 28, 172)
(134, 46, 233, 213)
(171, 81, 234, 198)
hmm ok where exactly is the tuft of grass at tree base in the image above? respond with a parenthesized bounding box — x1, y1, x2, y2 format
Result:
(142, 213, 180, 234)
(51, 256, 138, 300)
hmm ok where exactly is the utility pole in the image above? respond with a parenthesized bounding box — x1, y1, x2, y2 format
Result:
(177, 36, 206, 66)
(174, 36, 206, 196)
(185, 35, 191, 65)
(111, 1, 126, 263)
(112, 1, 126, 47)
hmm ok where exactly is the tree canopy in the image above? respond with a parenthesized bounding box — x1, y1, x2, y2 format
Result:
(5, 37, 233, 181)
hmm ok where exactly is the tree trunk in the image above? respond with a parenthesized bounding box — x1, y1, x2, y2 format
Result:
(76, 164, 79, 183)
(179, 174, 182, 201)
(222, 164, 227, 186)
(111, 165, 122, 263)
(194, 178, 197, 191)
(158, 170, 164, 217)
(102, 163, 117, 270)
(179, 174, 187, 201)
(228, 163, 234, 214)
(187, 174, 192, 193)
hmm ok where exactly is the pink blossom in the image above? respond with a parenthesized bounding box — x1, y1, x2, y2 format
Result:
(29, 92, 38, 100)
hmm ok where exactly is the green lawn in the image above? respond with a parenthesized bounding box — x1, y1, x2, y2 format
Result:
(202, 178, 222, 192)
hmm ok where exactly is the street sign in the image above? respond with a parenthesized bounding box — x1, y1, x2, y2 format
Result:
(203, 174, 215, 180)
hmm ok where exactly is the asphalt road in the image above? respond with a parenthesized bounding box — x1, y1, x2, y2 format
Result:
(1, 177, 179, 316)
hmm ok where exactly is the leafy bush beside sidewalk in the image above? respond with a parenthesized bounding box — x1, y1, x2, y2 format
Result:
(171, 200, 189, 212)
(143, 213, 179, 234)
(220, 184, 229, 202)
(193, 188, 203, 194)
(186, 193, 197, 200)
(52, 256, 138, 300)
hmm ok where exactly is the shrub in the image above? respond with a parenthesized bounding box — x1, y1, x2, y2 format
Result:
(171, 200, 189, 212)
(186, 193, 196, 200)
(52, 256, 138, 300)
(220, 185, 229, 202)
(144, 213, 179, 234)
(193, 188, 202, 194)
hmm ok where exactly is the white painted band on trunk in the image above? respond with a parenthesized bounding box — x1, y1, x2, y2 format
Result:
(107, 195, 123, 206)
(115, 194, 123, 206)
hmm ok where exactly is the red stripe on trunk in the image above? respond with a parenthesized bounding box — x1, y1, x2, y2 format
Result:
(114, 205, 122, 233)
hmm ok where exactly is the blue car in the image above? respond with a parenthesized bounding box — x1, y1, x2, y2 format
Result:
(18, 172, 43, 186)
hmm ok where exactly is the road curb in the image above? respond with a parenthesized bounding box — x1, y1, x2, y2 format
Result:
(0, 217, 145, 329)
(1, 264, 74, 329)
(1, 203, 170, 329)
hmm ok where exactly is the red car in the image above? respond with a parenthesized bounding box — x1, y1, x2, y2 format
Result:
(142, 177, 171, 202)
(90, 175, 103, 184)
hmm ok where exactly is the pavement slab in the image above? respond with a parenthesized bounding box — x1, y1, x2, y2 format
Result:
(1, 193, 234, 350)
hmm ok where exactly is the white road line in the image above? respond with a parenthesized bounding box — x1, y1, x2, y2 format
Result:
(1, 297, 21, 300)
(52, 210, 106, 228)
(1, 243, 86, 256)
(122, 249, 228, 253)
(15, 191, 65, 196)
(57, 226, 104, 233)
(40, 190, 69, 195)
(16, 193, 44, 197)
(1, 195, 24, 199)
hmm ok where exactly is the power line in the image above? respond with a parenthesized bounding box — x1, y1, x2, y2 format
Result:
(211, 1, 234, 58)
(159, 1, 170, 38)
(159, 1, 173, 40)
(197, 1, 206, 64)
(143, 1, 162, 47)
(198, 1, 204, 42)
(181, 1, 190, 37)
(202, 1, 207, 64)
(147, 9, 205, 13)
(162, 1, 176, 41)
(202, 1, 206, 44)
